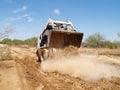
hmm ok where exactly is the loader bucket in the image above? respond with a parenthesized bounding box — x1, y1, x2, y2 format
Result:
(49, 30, 83, 48)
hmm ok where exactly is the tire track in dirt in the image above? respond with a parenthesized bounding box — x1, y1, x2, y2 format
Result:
(0, 60, 21, 90)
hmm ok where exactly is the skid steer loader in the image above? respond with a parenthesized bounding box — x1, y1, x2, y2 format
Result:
(36, 19, 83, 62)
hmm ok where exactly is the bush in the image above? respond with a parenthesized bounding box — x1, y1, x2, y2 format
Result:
(25, 37, 37, 46)
(113, 41, 120, 48)
(0, 38, 12, 44)
(85, 32, 106, 48)
(0, 51, 12, 60)
(103, 41, 120, 49)
(84, 32, 120, 49)
(12, 39, 24, 45)
(106, 41, 116, 49)
(0, 37, 37, 46)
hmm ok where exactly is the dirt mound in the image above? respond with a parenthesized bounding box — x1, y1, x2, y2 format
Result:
(48, 45, 79, 60)
(63, 45, 79, 56)
(15, 56, 40, 90)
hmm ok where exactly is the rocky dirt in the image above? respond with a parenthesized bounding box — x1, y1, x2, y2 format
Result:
(0, 45, 120, 90)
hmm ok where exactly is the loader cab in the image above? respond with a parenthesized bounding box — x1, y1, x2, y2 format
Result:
(39, 34, 47, 47)
(38, 19, 78, 49)
(46, 24, 53, 30)
(53, 22, 75, 31)
(39, 24, 53, 48)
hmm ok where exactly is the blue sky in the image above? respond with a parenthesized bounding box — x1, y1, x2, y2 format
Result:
(0, 0, 120, 41)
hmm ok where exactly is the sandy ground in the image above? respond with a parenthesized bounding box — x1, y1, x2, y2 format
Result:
(0, 45, 120, 90)
(0, 60, 21, 90)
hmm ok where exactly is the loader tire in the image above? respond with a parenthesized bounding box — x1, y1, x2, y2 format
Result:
(36, 48, 49, 62)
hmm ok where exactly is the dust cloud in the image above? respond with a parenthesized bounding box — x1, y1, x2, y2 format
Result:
(41, 54, 120, 81)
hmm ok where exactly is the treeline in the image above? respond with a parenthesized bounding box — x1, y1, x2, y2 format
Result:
(0, 37, 37, 46)
(0, 32, 120, 49)
(83, 32, 120, 49)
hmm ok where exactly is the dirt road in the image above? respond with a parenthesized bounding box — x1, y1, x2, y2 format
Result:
(0, 45, 120, 90)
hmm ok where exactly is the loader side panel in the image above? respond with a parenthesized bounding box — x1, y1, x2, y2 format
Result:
(49, 31, 83, 48)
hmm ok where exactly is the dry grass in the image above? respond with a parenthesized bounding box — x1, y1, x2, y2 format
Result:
(0, 46, 13, 60)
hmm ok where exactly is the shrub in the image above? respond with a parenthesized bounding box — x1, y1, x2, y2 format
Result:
(0, 38, 12, 44)
(12, 39, 25, 45)
(25, 37, 37, 46)
(0, 51, 12, 60)
(85, 32, 106, 48)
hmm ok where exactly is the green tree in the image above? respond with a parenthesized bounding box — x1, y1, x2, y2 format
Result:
(85, 32, 106, 48)
(0, 38, 12, 44)
(104, 41, 118, 49)
(12, 39, 24, 45)
(24, 37, 37, 46)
